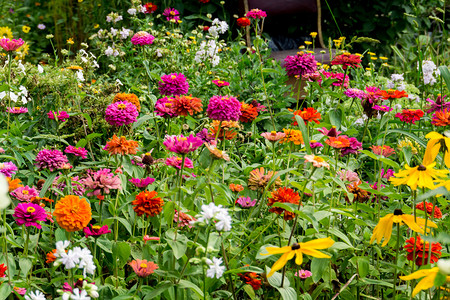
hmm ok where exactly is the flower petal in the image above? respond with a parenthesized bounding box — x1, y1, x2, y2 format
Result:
(267, 250, 295, 278)
(261, 246, 292, 256)
(300, 237, 335, 249)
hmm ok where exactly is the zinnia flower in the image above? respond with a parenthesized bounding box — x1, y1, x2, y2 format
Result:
(292, 107, 321, 125)
(337, 169, 359, 182)
(321, 71, 349, 88)
(304, 154, 330, 169)
(246, 8, 267, 19)
(10, 186, 38, 202)
(131, 31, 155, 46)
(0, 38, 25, 51)
(0, 263, 6, 278)
(212, 79, 230, 87)
(380, 89, 408, 100)
(7, 107, 28, 114)
(129, 177, 155, 188)
(104, 135, 139, 155)
(317, 126, 341, 137)
(209, 120, 240, 140)
(395, 109, 424, 124)
(240, 102, 258, 123)
(47, 111, 70, 122)
(158, 73, 189, 96)
(425, 94, 450, 113)
(238, 271, 261, 290)
(174, 210, 196, 228)
(229, 183, 244, 192)
(331, 53, 362, 69)
(261, 131, 286, 142)
(284, 51, 318, 77)
(155, 96, 177, 118)
(207, 95, 242, 121)
(261, 238, 335, 277)
(64, 145, 88, 159)
(13, 203, 47, 229)
(344, 88, 365, 99)
(345, 180, 370, 203)
(404, 235, 442, 266)
(105, 101, 139, 127)
(163, 134, 203, 154)
(165, 156, 194, 169)
(236, 17, 251, 27)
(83, 168, 121, 196)
(129, 259, 158, 277)
(132, 190, 164, 217)
(83, 224, 111, 238)
(205, 143, 230, 161)
(53, 195, 92, 232)
(162, 8, 180, 21)
(399, 267, 450, 297)
(35, 149, 70, 171)
(295, 269, 312, 279)
(113, 93, 141, 111)
(370, 209, 437, 247)
(235, 196, 256, 208)
(416, 201, 442, 219)
(143, 2, 157, 13)
(248, 167, 282, 192)
(7, 177, 23, 192)
(372, 105, 393, 112)
(268, 187, 300, 220)
(0, 161, 17, 177)
(389, 162, 448, 190)
(431, 108, 450, 126)
(340, 137, 362, 156)
(325, 136, 350, 149)
(280, 129, 304, 145)
(170, 95, 203, 116)
(370, 145, 395, 157)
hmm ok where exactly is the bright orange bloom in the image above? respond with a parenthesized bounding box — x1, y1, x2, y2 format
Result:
(129, 259, 158, 277)
(325, 136, 350, 149)
(46, 249, 57, 264)
(113, 93, 141, 111)
(53, 195, 92, 232)
(431, 109, 450, 127)
(170, 95, 203, 116)
(380, 89, 408, 99)
(292, 107, 321, 125)
(370, 145, 395, 157)
(104, 135, 139, 155)
(132, 190, 164, 217)
(7, 177, 23, 192)
(229, 183, 244, 192)
(280, 129, 304, 145)
(240, 102, 258, 123)
(268, 187, 300, 220)
(209, 120, 240, 140)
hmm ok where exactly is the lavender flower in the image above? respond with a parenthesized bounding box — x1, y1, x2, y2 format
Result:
(0, 161, 18, 177)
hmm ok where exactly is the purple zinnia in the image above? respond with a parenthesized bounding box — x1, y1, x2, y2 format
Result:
(165, 156, 194, 169)
(425, 95, 450, 114)
(340, 136, 362, 156)
(196, 128, 216, 145)
(309, 140, 324, 149)
(158, 73, 189, 96)
(284, 52, 318, 77)
(155, 97, 177, 118)
(64, 145, 88, 159)
(7, 107, 28, 114)
(206, 95, 242, 121)
(35, 149, 70, 171)
(131, 31, 155, 46)
(83, 224, 112, 238)
(162, 8, 180, 21)
(0, 161, 18, 177)
(47, 111, 70, 122)
(163, 134, 203, 154)
(105, 101, 139, 127)
(129, 177, 156, 188)
(83, 168, 121, 196)
(344, 88, 365, 99)
(10, 186, 38, 202)
(235, 196, 256, 208)
(13, 203, 47, 229)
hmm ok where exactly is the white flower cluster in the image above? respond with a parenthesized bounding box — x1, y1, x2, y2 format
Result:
(420, 60, 440, 85)
(105, 46, 119, 57)
(54, 241, 96, 277)
(60, 281, 99, 300)
(192, 203, 232, 231)
(208, 18, 228, 38)
(0, 85, 29, 104)
(25, 290, 46, 300)
(78, 49, 99, 68)
(106, 12, 123, 23)
(194, 40, 221, 67)
(386, 73, 406, 90)
(205, 257, 226, 279)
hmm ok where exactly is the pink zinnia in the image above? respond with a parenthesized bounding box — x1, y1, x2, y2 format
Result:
(322, 71, 349, 88)
(155, 97, 177, 118)
(337, 169, 360, 182)
(83, 168, 121, 196)
(284, 52, 318, 77)
(0, 38, 25, 52)
(163, 134, 203, 154)
(7, 107, 28, 114)
(364, 86, 383, 103)
(13, 203, 47, 229)
(295, 269, 312, 279)
(35, 149, 70, 171)
(0, 161, 18, 177)
(143, 235, 160, 243)
(131, 31, 155, 46)
(340, 136, 362, 156)
(10, 186, 38, 202)
(162, 8, 180, 21)
(235, 196, 256, 208)
(381, 168, 394, 180)
(158, 73, 189, 96)
(206, 95, 242, 121)
(317, 126, 341, 138)
(129, 177, 155, 188)
(13, 287, 27, 296)
(47, 111, 70, 122)
(425, 95, 450, 114)
(105, 101, 139, 126)
(64, 145, 88, 159)
(344, 88, 365, 99)
(212, 80, 230, 87)
(165, 156, 194, 169)
(261, 131, 285, 142)
(129, 259, 158, 277)
(373, 105, 393, 112)
(83, 224, 111, 238)
(196, 128, 216, 146)
(309, 140, 324, 149)
(246, 8, 267, 19)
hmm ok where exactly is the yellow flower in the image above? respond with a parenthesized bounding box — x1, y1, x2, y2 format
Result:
(370, 57, 378, 60)
(370, 209, 437, 247)
(0, 26, 13, 39)
(365, 67, 371, 71)
(398, 139, 418, 155)
(400, 267, 450, 297)
(22, 25, 31, 33)
(310, 32, 318, 38)
(67, 38, 74, 45)
(380, 56, 388, 60)
(368, 52, 376, 56)
(304, 41, 312, 45)
(94, 24, 99, 29)
(424, 131, 450, 168)
(15, 41, 29, 60)
(389, 162, 448, 190)
(261, 238, 335, 277)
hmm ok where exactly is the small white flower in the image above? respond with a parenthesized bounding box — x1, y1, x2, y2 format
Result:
(397, 83, 406, 91)
(115, 79, 123, 86)
(206, 257, 226, 279)
(82, 280, 99, 298)
(110, 27, 118, 37)
(156, 49, 163, 57)
(76, 70, 85, 82)
(127, 8, 137, 15)
(215, 211, 232, 231)
(18, 60, 26, 75)
(70, 288, 90, 300)
(25, 290, 46, 300)
(139, 5, 146, 13)
(114, 15, 123, 23)
(106, 15, 113, 22)
(393, 103, 402, 110)
(9, 92, 18, 103)
(353, 118, 365, 127)
(437, 259, 450, 275)
(390, 73, 404, 82)
(0, 91, 6, 100)
(37, 65, 44, 73)
(119, 27, 132, 39)
(0, 174, 11, 209)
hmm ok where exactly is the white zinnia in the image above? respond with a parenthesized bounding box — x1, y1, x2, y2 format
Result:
(25, 290, 46, 300)
(206, 257, 226, 279)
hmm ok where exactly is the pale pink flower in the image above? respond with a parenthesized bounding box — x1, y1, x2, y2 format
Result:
(304, 154, 330, 169)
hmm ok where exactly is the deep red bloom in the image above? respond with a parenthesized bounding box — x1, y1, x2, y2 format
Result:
(331, 53, 362, 69)
(238, 272, 262, 290)
(268, 187, 300, 220)
(416, 201, 442, 219)
(404, 235, 442, 266)
(0, 263, 6, 278)
(237, 17, 251, 27)
(143, 2, 157, 13)
(395, 109, 424, 124)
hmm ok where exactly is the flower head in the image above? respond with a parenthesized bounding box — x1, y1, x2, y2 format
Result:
(205, 143, 230, 161)
(284, 51, 318, 77)
(113, 93, 141, 111)
(162, 8, 180, 21)
(64, 145, 88, 159)
(325, 136, 350, 149)
(240, 102, 258, 123)
(165, 156, 194, 169)
(246, 8, 267, 19)
(35, 149, 69, 171)
(132, 190, 164, 217)
(174, 210, 196, 228)
(344, 88, 365, 99)
(261, 131, 286, 142)
(164, 134, 203, 154)
(321, 71, 349, 88)
(212, 79, 230, 87)
(0, 263, 6, 278)
(129, 177, 155, 188)
(229, 183, 244, 192)
(304, 154, 330, 169)
(404, 235, 442, 266)
(13, 203, 47, 229)
(268, 187, 300, 220)
(129, 259, 158, 277)
(143, 2, 157, 13)
(131, 31, 155, 46)
(158, 73, 189, 96)
(171, 95, 203, 116)
(206, 257, 226, 278)
(83, 168, 121, 196)
(155, 96, 177, 118)
(47, 111, 70, 122)
(209, 120, 240, 140)
(7, 177, 23, 192)
(280, 129, 304, 145)
(295, 269, 312, 279)
(317, 126, 341, 137)
(425, 94, 450, 113)
(331, 53, 362, 69)
(105, 101, 139, 126)
(416, 201, 442, 219)
(53, 195, 92, 232)
(238, 271, 261, 290)
(83, 224, 111, 238)
(104, 135, 139, 155)
(0, 161, 17, 177)
(399, 267, 450, 297)
(395, 109, 424, 124)
(235, 196, 256, 208)
(0, 38, 25, 51)
(389, 162, 448, 190)
(10, 186, 38, 202)
(7, 107, 28, 114)
(292, 107, 321, 125)
(207, 95, 242, 121)
(431, 108, 450, 126)
(248, 167, 282, 192)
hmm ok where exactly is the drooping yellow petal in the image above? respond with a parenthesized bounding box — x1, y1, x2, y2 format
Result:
(399, 268, 438, 281)
(401, 214, 425, 234)
(414, 216, 438, 229)
(300, 237, 335, 249)
(444, 138, 450, 168)
(301, 248, 331, 259)
(261, 246, 292, 256)
(294, 249, 303, 265)
(370, 214, 394, 245)
(423, 139, 441, 165)
(266, 250, 295, 277)
(411, 272, 437, 297)
(425, 132, 444, 140)
(381, 216, 394, 247)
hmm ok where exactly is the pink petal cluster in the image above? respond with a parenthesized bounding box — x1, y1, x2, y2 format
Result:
(83, 224, 112, 237)
(0, 38, 25, 52)
(131, 31, 155, 46)
(373, 105, 393, 112)
(13, 203, 47, 229)
(165, 156, 194, 169)
(7, 107, 28, 114)
(0, 161, 18, 177)
(163, 134, 203, 154)
(344, 88, 365, 99)
(337, 169, 360, 182)
(154, 97, 177, 118)
(425, 95, 450, 114)
(235, 196, 256, 208)
(206, 95, 242, 121)
(284, 52, 318, 77)
(322, 71, 349, 88)
(196, 128, 216, 146)
(174, 210, 197, 228)
(162, 8, 180, 21)
(129, 259, 158, 277)
(246, 8, 267, 19)
(64, 145, 88, 159)
(295, 269, 312, 279)
(381, 168, 394, 180)
(83, 168, 121, 196)
(212, 80, 230, 87)
(158, 73, 189, 96)
(340, 136, 362, 156)
(105, 101, 139, 126)
(129, 177, 155, 188)
(47, 111, 70, 122)
(10, 186, 38, 202)
(35, 149, 70, 171)
(317, 127, 341, 138)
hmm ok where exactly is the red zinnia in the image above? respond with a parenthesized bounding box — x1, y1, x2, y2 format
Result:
(331, 53, 362, 70)
(395, 109, 424, 124)
(0, 263, 6, 278)
(292, 107, 321, 125)
(380, 89, 408, 100)
(325, 136, 350, 149)
(237, 17, 251, 27)
(238, 272, 262, 290)
(240, 102, 258, 123)
(268, 187, 300, 220)
(132, 190, 164, 217)
(404, 235, 442, 266)
(416, 201, 442, 219)
(370, 145, 395, 157)
(143, 2, 157, 13)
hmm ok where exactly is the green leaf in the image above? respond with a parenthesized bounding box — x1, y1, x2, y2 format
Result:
(133, 115, 154, 129)
(82, 113, 93, 130)
(329, 108, 342, 129)
(0, 283, 13, 300)
(243, 284, 256, 300)
(178, 279, 204, 297)
(112, 242, 131, 268)
(295, 115, 311, 154)
(163, 201, 175, 227)
(311, 258, 329, 283)
(55, 228, 67, 242)
(266, 266, 290, 288)
(39, 172, 57, 197)
(360, 277, 393, 288)
(386, 129, 426, 148)
(75, 139, 87, 148)
(165, 229, 188, 259)
(328, 228, 353, 248)
(143, 282, 174, 300)
(434, 271, 447, 287)
(390, 45, 406, 63)
(19, 257, 32, 276)
(357, 256, 370, 278)
(438, 66, 450, 94)
(86, 133, 102, 140)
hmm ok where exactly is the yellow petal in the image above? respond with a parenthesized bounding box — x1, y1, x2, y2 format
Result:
(399, 268, 438, 281)
(301, 237, 335, 249)
(401, 214, 425, 234)
(267, 250, 295, 278)
(411, 272, 437, 297)
(425, 132, 444, 140)
(294, 250, 303, 265)
(261, 246, 292, 256)
(423, 139, 441, 166)
(414, 216, 438, 229)
(371, 214, 394, 246)
(301, 248, 331, 259)
(444, 139, 450, 168)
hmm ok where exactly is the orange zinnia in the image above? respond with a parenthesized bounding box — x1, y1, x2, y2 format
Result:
(53, 195, 92, 232)
(280, 129, 304, 145)
(380, 89, 408, 100)
(113, 93, 141, 111)
(325, 136, 350, 149)
(292, 107, 321, 125)
(431, 109, 450, 127)
(268, 187, 300, 220)
(46, 249, 57, 264)
(170, 95, 203, 116)
(209, 120, 240, 140)
(132, 190, 164, 217)
(240, 102, 258, 123)
(229, 183, 244, 192)
(7, 177, 23, 192)
(104, 135, 139, 155)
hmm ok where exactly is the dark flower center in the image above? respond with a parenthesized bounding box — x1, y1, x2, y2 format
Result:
(291, 243, 300, 250)
(393, 209, 404, 215)
(417, 165, 427, 171)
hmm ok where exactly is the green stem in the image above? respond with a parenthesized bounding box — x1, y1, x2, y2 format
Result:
(393, 223, 400, 298)
(2, 209, 11, 285)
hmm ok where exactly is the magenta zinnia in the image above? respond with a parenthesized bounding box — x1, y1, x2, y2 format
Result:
(0, 161, 18, 177)
(7, 107, 28, 114)
(0, 38, 25, 52)
(35, 149, 70, 171)
(165, 156, 194, 169)
(158, 73, 189, 96)
(246, 8, 267, 19)
(206, 95, 242, 121)
(64, 145, 88, 159)
(105, 101, 139, 127)
(47, 111, 70, 122)
(155, 97, 177, 118)
(284, 51, 318, 77)
(129, 177, 156, 188)
(83, 224, 112, 238)
(163, 134, 203, 154)
(131, 31, 155, 46)
(13, 203, 47, 229)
